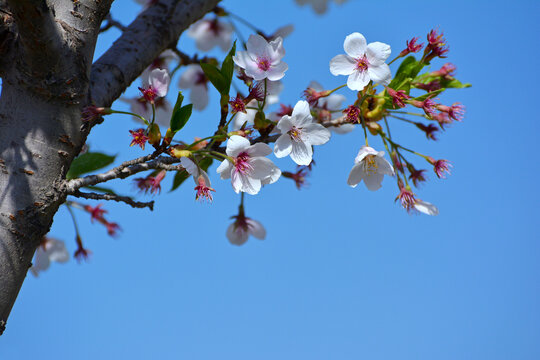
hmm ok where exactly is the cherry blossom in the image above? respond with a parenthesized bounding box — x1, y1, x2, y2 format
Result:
(226, 213, 266, 246)
(233, 34, 288, 81)
(30, 237, 69, 277)
(138, 68, 170, 103)
(347, 145, 394, 191)
(178, 64, 209, 111)
(180, 157, 215, 202)
(274, 100, 331, 166)
(216, 135, 281, 195)
(187, 17, 233, 52)
(330, 32, 392, 91)
(129, 129, 149, 150)
(294, 0, 348, 14)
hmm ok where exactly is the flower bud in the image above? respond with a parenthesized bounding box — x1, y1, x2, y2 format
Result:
(147, 123, 161, 148)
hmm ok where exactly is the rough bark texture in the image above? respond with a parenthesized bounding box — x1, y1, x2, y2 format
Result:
(0, 0, 219, 335)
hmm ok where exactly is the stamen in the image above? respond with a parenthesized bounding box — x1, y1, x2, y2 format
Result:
(355, 55, 369, 72)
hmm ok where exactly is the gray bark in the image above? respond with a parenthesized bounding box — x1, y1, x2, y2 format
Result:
(0, 0, 219, 335)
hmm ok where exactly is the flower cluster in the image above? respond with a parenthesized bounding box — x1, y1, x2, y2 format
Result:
(82, 19, 468, 253)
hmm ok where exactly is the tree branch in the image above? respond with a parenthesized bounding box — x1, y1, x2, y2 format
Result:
(64, 155, 184, 193)
(71, 190, 154, 210)
(89, 0, 220, 109)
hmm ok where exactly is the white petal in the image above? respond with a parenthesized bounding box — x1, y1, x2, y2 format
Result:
(190, 85, 209, 111)
(178, 65, 201, 88)
(291, 100, 311, 118)
(180, 157, 198, 176)
(216, 160, 232, 179)
(149, 68, 170, 97)
(47, 239, 69, 263)
(302, 123, 331, 146)
(368, 64, 392, 86)
(249, 157, 279, 180)
(226, 223, 249, 246)
(232, 171, 261, 195)
(347, 70, 370, 91)
(261, 165, 281, 185)
(347, 163, 364, 187)
(414, 200, 439, 216)
(274, 134, 293, 158)
(232, 51, 251, 70)
(344, 32, 367, 58)
(308, 80, 323, 92)
(329, 54, 356, 76)
(366, 42, 391, 66)
(247, 219, 266, 240)
(247, 142, 272, 157)
(266, 61, 288, 81)
(375, 156, 395, 176)
(276, 116, 293, 133)
(355, 146, 378, 163)
(272, 25, 294, 39)
(322, 93, 346, 111)
(290, 141, 313, 166)
(363, 172, 384, 191)
(269, 36, 286, 61)
(246, 34, 271, 60)
(226, 135, 251, 157)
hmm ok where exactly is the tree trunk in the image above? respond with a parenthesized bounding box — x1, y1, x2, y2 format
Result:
(0, 0, 219, 334)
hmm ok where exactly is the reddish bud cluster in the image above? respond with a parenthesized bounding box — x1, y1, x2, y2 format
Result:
(129, 129, 149, 150)
(399, 36, 424, 57)
(424, 29, 449, 62)
(427, 157, 452, 178)
(386, 87, 411, 108)
(229, 96, 247, 114)
(343, 105, 360, 123)
(135, 170, 166, 195)
(83, 204, 121, 237)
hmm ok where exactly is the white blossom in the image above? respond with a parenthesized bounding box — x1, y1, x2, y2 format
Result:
(330, 32, 392, 91)
(274, 100, 331, 165)
(347, 145, 394, 191)
(233, 34, 288, 81)
(226, 214, 266, 246)
(30, 238, 69, 277)
(216, 135, 281, 195)
(143, 68, 170, 98)
(294, 0, 348, 14)
(187, 18, 233, 52)
(178, 64, 209, 111)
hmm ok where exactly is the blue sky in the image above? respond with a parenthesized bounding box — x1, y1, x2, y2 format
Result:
(2, 0, 539, 359)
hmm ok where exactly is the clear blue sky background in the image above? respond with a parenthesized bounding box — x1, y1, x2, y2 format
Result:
(2, 0, 539, 359)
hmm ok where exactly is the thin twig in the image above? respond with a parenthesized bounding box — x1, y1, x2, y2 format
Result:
(72, 190, 154, 210)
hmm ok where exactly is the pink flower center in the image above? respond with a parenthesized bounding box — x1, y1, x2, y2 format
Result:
(288, 126, 302, 142)
(256, 57, 271, 71)
(195, 177, 215, 202)
(355, 55, 369, 72)
(235, 152, 253, 174)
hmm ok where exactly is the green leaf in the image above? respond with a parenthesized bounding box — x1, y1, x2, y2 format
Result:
(170, 157, 214, 191)
(411, 88, 444, 102)
(66, 152, 116, 179)
(170, 104, 193, 133)
(171, 92, 184, 118)
(201, 62, 227, 94)
(220, 41, 237, 94)
(441, 78, 472, 89)
(389, 56, 425, 93)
